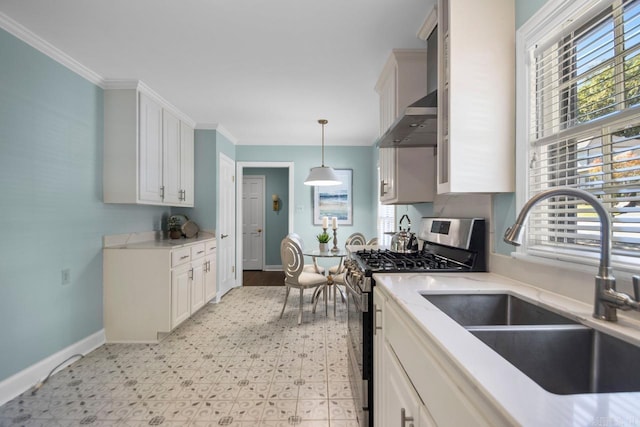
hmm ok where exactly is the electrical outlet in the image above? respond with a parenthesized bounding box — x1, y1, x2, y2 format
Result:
(61, 268, 71, 285)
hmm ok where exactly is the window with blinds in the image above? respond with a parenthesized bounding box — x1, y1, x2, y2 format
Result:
(526, 0, 640, 263)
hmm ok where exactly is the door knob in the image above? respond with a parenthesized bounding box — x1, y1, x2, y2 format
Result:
(257, 228, 262, 233)
(220, 234, 228, 239)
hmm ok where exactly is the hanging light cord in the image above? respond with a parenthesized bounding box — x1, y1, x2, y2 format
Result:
(319, 119, 328, 167)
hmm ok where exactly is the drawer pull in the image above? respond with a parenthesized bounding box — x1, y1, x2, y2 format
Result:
(374, 305, 382, 335)
(180, 255, 189, 260)
(401, 408, 414, 427)
(197, 250, 204, 254)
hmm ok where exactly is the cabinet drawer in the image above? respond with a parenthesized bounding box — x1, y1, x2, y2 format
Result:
(171, 247, 191, 267)
(191, 243, 206, 260)
(205, 240, 217, 254)
(386, 301, 496, 427)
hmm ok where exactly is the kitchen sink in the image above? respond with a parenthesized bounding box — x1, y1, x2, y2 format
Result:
(422, 293, 577, 326)
(470, 325, 640, 394)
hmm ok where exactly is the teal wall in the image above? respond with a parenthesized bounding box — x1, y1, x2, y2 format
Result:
(244, 168, 289, 266)
(515, 0, 549, 28)
(0, 28, 168, 382)
(237, 145, 376, 251)
(174, 130, 217, 230)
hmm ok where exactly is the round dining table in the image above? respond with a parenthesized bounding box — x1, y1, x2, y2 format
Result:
(303, 248, 348, 315)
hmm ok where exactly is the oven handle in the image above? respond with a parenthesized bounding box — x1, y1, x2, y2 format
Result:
(344, 274, 367, 313)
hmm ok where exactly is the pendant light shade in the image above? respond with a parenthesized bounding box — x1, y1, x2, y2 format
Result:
(304, 119, 342, 186)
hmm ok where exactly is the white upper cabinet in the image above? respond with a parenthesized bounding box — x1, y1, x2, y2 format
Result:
(375, 49, 427, 136)
(437, 0, 515, 194)
(103, 81, 196, 207)
(138, 93, 164, 203)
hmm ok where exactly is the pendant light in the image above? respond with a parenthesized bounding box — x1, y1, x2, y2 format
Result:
(304, 119, 342, 186)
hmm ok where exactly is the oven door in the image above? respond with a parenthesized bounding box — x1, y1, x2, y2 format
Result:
(345, 273, 369, 426)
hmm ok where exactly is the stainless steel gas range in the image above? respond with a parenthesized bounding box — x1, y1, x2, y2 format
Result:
(343, 217, 486, 427)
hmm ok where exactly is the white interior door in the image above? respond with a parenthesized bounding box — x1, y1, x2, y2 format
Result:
(218, 153, 237, 297)
(242, 176, 264, 270)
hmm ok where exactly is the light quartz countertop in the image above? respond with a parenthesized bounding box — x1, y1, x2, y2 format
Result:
(373, 272, 640, 427)
(103, 231, 216, 249)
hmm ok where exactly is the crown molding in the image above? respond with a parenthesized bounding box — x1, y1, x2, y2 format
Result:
(0, 11, 105, 87)
(196, 123, 238, 145)
(417, 4, 437, 41)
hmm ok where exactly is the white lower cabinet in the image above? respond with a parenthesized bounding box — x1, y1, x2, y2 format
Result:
(171, 263, 192, 328)
(104, 238, 216, 343)
(374, 286, 505, 427)
(375, 287, 437, 427)
(204, 241, 217, 302)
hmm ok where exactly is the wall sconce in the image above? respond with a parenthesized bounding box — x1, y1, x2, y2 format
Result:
(272, 194, 280, 211)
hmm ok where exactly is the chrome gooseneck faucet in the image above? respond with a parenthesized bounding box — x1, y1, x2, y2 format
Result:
(504, 188, 640, 322)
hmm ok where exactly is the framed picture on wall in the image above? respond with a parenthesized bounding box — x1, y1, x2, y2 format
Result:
(313, 169, 353, 226)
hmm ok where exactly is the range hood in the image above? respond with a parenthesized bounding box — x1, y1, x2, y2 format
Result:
(376, 91, 437, 148)
(377, 26, 438, 148)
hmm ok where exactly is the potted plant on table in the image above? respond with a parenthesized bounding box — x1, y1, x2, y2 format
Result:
(316, 231, 331, 252)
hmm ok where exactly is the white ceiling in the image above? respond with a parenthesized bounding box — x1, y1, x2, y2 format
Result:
(0, 0, 434, 146)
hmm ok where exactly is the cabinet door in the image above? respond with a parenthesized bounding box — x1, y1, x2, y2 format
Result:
(204, 252, 217, 302)
(171, 264, 191, 328)
(418, 404, 437, 427)
(191, 262, 205, 313)
(381, 342, 420, 427)
(138, 93, 164, 203)
(436, 0, 514, 194)
(379, 147, 396, 202)
(373, 288, 386, 427)
(180, 122, 195, 206)
(162, 110, 182, 205)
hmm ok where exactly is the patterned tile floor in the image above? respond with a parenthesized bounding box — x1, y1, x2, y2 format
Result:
(0, 286, 357, 427)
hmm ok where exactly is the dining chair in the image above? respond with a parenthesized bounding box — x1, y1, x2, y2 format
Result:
(288, 232, 326, 275)
(328, 232, 366, 276)
(280, 237, 328, 325)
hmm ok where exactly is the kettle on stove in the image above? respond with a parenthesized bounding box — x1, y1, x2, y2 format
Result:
(390, 214, 419, 253)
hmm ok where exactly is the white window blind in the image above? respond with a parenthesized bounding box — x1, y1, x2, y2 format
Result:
(526, 0, 640, 263)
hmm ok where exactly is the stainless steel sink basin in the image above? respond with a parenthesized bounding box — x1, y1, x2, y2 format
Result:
(470, 325, 640, 394)
(422, 293, 576, 326)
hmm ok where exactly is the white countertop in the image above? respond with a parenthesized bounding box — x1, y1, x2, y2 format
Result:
(373, 272, 640, 427)
(104, 231, 216, 249)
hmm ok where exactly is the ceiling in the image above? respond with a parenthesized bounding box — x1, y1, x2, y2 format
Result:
(0, 0, 434, 146)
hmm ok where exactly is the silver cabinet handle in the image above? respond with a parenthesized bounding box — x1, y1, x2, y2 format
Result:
(220, 234, 228, 239)
(188, 268, 193, 280)
(160, 186, 165, 199)
(401, 408, 414, 427)
(197, 250, 204, 254)
(374, 305, 382, 335)
(380, 180, 387, 196)
(180, 255, 189, 260)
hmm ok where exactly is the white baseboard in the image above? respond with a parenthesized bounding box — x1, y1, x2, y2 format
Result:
(0, 329, 105, 406)
(263, 265, 282, 271)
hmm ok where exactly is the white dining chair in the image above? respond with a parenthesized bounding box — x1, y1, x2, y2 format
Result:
(328, 232, 366, 275)
(280, 237, 328, 325)
(288, 232, 326, 275)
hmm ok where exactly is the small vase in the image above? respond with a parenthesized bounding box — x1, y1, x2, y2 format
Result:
(319, 243, 328, 252)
